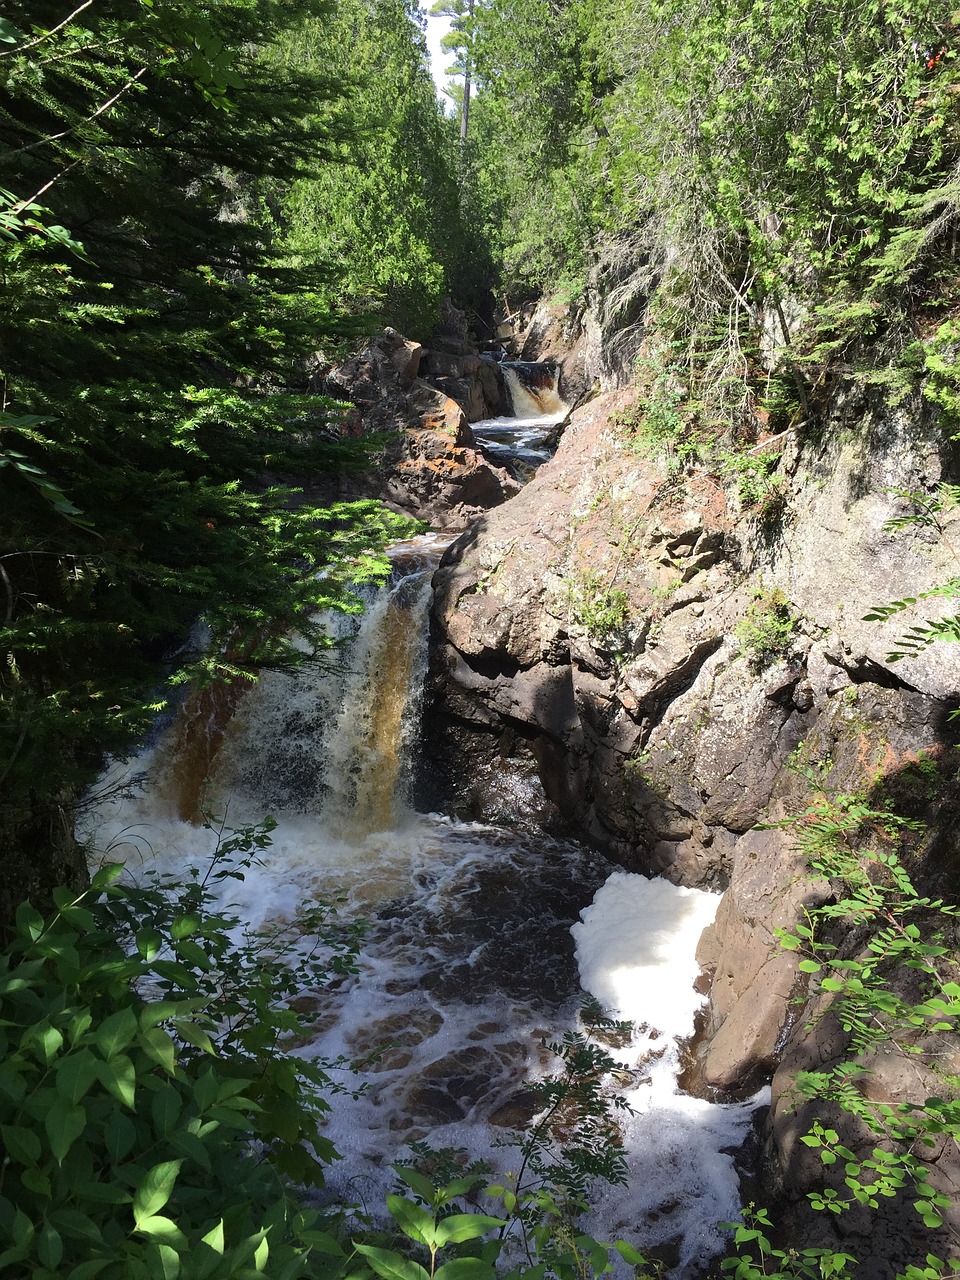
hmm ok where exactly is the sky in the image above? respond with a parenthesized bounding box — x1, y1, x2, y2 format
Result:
(421, 4, 455, 104)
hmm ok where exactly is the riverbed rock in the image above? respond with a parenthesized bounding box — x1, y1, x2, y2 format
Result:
(322, 330, 518, 529)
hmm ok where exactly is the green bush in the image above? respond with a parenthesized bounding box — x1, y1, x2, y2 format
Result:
(734, 586, 796, 671)
(568, 571, 631, 643)
(0, 822, 362, 1280)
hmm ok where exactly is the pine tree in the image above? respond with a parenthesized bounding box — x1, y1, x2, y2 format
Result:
(0, 0, 412, 926)
(430, 0, 475, 142)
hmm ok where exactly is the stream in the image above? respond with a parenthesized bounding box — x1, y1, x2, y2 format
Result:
(77, 397, 767, 1278)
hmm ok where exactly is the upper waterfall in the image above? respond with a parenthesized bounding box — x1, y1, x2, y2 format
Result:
(500, 361, 565, 417)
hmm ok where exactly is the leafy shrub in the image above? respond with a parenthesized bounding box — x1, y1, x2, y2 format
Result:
(0, 822, 362, 1279)
(755, 789, 960, 1275)
(568, 571, 631, 643)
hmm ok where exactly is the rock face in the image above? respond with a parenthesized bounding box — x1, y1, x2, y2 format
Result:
(322, 329, 519, 530)
(425, 377, 960, 1267)
(507, 230, 663, 401)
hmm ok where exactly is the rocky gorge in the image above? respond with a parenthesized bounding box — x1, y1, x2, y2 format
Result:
(321, 294, 960, 1273)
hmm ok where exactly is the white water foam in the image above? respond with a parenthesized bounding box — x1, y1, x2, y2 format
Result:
(472, 414, 564, 472)
(573, 872, 769, 1274)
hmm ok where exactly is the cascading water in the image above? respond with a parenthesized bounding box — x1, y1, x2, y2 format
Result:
(501, 361, 565, 418)
(78, 536, 766, 1277)
(471, 361, 567, 475)
(207, 566, 432, 835)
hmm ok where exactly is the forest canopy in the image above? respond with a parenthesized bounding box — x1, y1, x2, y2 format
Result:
(0, 0, 478, 916)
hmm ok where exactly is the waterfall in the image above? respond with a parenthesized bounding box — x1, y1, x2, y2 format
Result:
(78, 535, 765, 1279)
(471, 363, 567, 476)
(501, 361, 565, 417)
(207, 568, 433, 836)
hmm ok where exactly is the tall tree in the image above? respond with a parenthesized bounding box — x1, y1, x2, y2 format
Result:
(0, 0, 411, 925)
(431, 0, 475, 142)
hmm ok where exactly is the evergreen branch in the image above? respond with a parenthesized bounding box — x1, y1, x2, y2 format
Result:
(39, 35, 125, 67)
(11, 157, 82, 212)
(9, 65, 148, 163)
(0, 0, 93, 58)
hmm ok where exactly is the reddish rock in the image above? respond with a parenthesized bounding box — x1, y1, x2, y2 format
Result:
(323, 331, 517, 530)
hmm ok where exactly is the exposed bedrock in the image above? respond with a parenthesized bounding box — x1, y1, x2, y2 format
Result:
(316, 328, 518, 530)
(425, 379, 960, 1267)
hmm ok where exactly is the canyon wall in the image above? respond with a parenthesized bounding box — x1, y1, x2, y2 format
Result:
(424, 357, 960, 1271)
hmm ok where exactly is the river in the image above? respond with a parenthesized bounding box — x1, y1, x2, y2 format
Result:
(77, 412, 766, 1277)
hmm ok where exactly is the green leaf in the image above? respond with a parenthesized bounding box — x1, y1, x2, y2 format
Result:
(0, 1244, 32, 1270)
(38, 1223, 63, 1270)
(13, 1207, 34, 1245)
(201, 1220, 225, 1254)
(254, 1235, 269, 1270)
(15, 902, 45, 943)
(393, 1167, 436, 1203)
(174, 939, 212, 969)
(614, 1241, 647, 1267)
(22, 1168, 51, 1197)
(44, 1099, 86, 1163)
(385, 1195, 436, 1246)
(1, 1123, 42, 1166)
(105, 1109, 137, 1163)
(140, 1000, 200, 1030)
(134, 1160, 183, 1222)
(48, 1208, 102, 1245)
(96, 1007, 139, 1058)
(134, 1215, 187, 1246)
(89, 864, 124, 893)
(152, 1083, 182, 1136)
(434, 1214, 505, 1246)
(138, 1027, 177, 1074)
(30, 1021, 64, 1065)
(443, 1175, 487, 1200)
(169, 1127, 212, 1172)
(0, 17, 26, 42)
(56, 1049, 99, 1104)
(434, 1261, 497, 1280)
(354, 1243, 431, 1280)
(136, 927, 164, 961)
(98, 1054, 136, 1109)
(66, 1262, 110, 1279)
(81, 1182, 128, 1206)
(172, 1020, 215, 1055)
(156, 1242, 182, 1279)
(170, 915, 201, 941)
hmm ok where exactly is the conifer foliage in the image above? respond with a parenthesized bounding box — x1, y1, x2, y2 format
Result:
(271, 0, 491, 336)
(0, 0, 414, 920)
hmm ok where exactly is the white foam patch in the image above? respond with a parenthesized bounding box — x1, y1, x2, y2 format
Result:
(572, 871, 718, 1038)
(572, 872, 769, 1274)
(472, 413, 566, 432)
(471, 415, 564, 471)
